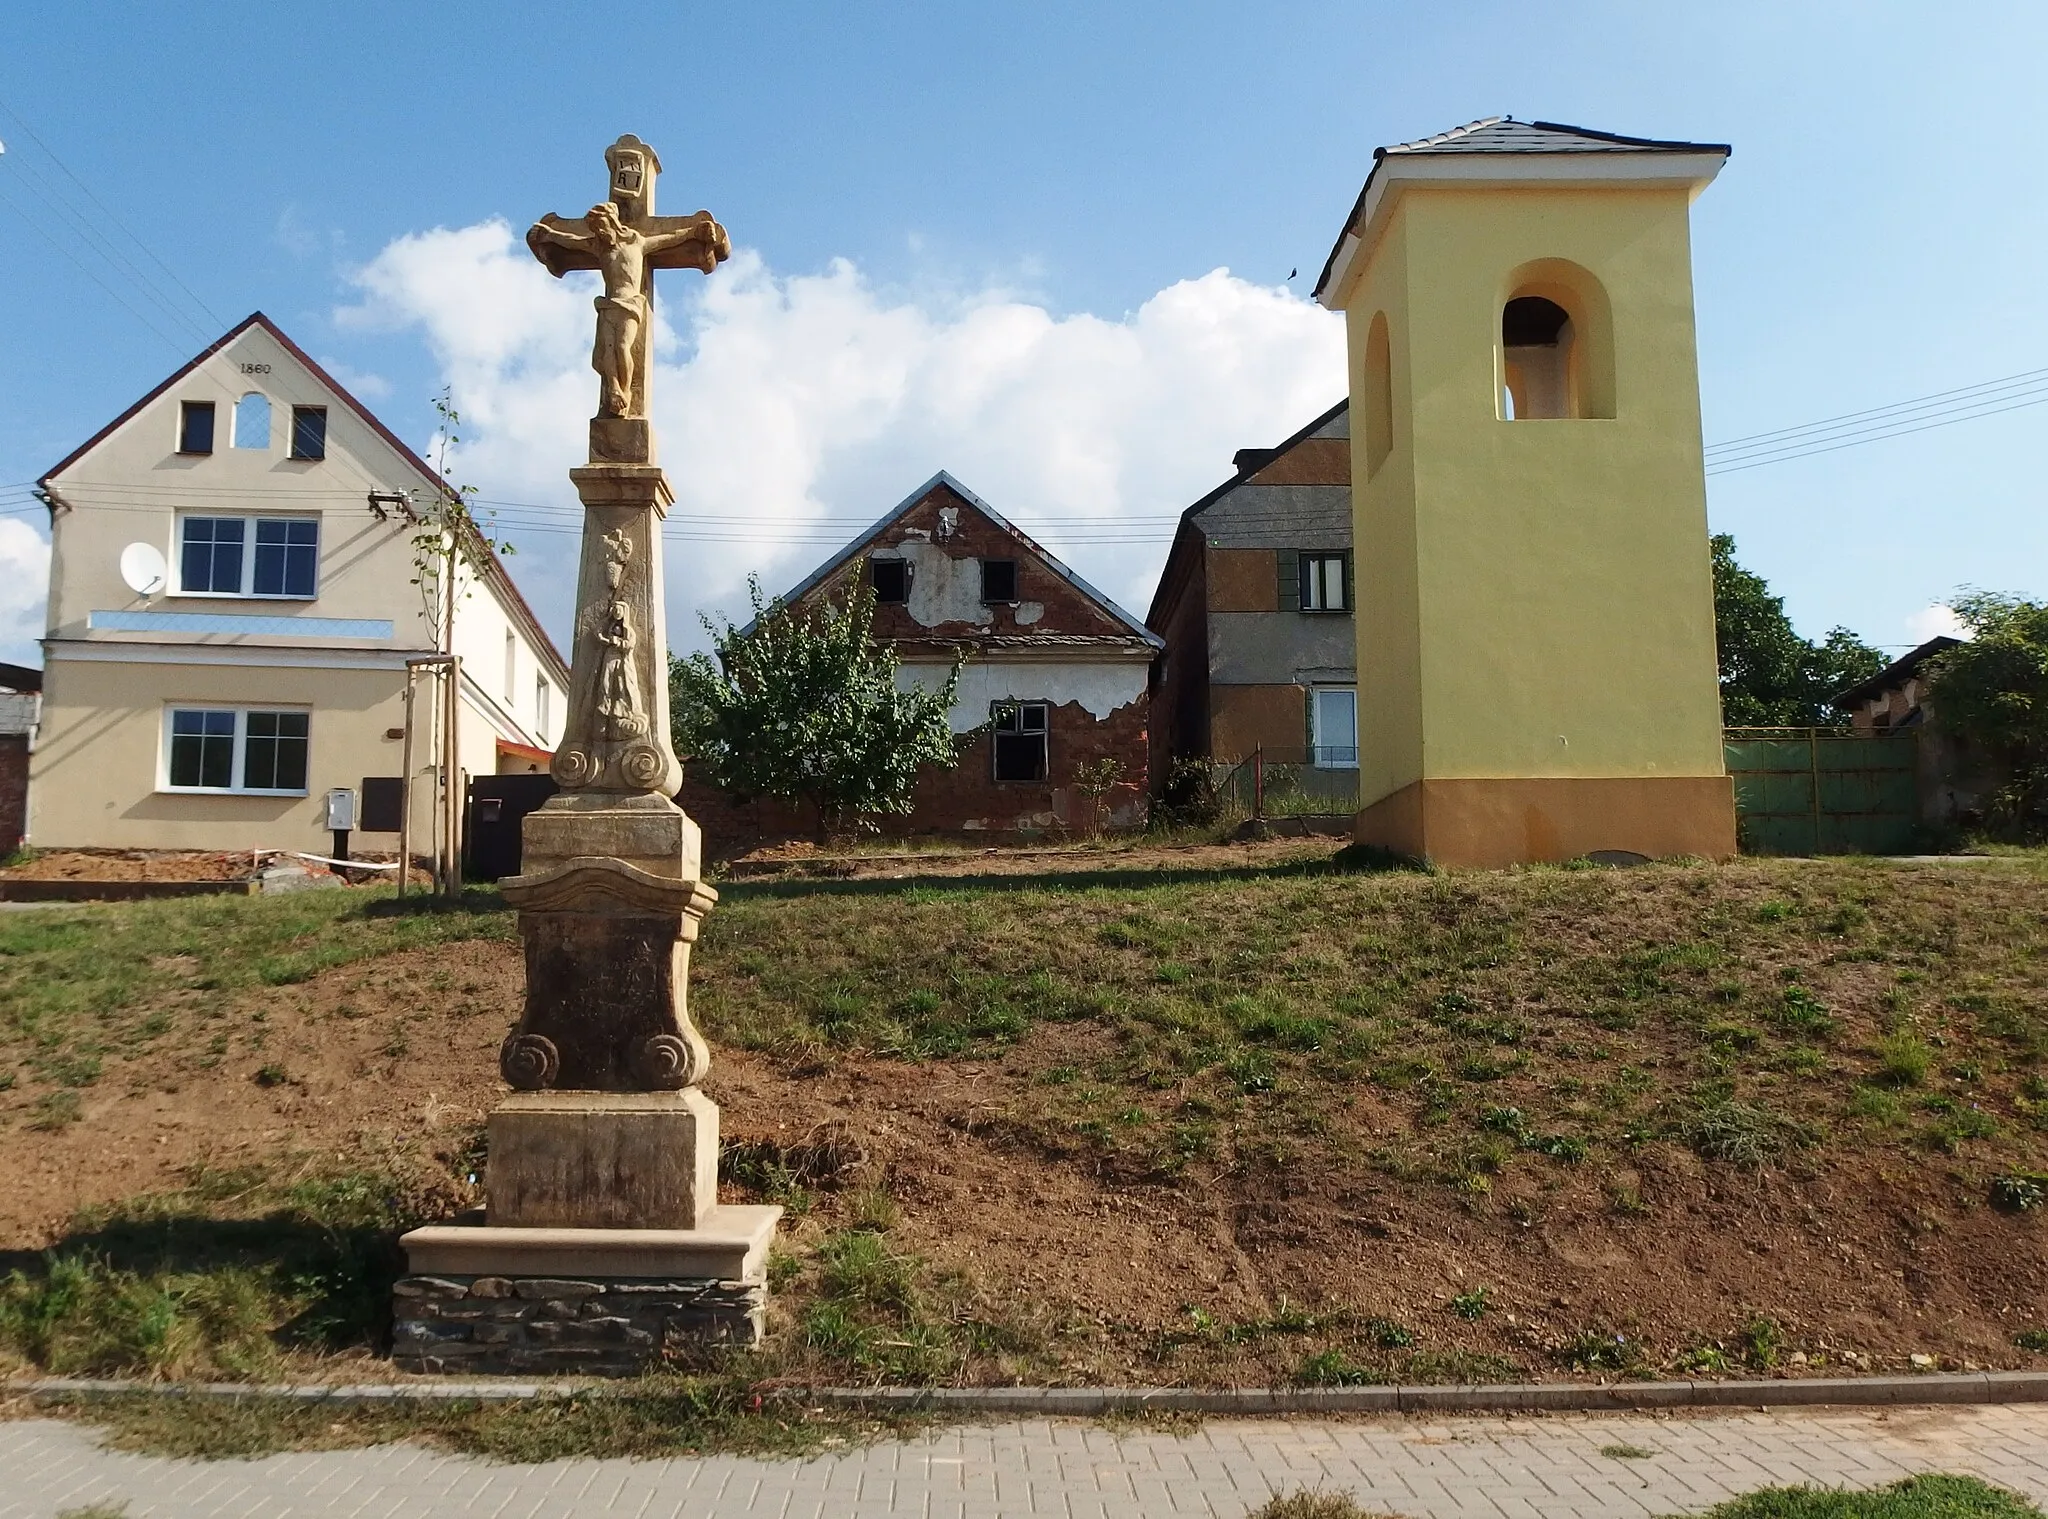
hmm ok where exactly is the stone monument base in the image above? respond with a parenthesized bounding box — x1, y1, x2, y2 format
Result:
(488, 1089, 718, 1230)
(393, 1207, 781, 1374)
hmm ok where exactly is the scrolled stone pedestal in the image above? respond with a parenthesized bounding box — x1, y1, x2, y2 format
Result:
(396, 802, 781, 1375)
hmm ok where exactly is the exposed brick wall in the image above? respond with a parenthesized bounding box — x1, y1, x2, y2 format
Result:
(1147, 528, 1209, 788)
(1211, 683, 1306, 763)
(0, 737, 27, 856)
(811, 482, 1133, 644)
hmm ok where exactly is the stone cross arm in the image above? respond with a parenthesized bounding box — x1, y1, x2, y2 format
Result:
(526, 209, 731, 278)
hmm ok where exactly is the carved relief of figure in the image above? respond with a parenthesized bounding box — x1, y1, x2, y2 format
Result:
(595, 598, 647, 739)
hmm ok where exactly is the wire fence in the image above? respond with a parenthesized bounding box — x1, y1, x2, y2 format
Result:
(1213, 747, 1360, 820)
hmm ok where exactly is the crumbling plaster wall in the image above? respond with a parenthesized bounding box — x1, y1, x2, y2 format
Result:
(897, 658, 1147, 733)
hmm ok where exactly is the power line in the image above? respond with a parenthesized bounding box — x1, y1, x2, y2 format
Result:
(0, 95, 224, 343)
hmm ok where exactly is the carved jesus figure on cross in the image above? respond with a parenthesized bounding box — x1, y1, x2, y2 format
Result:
(527, 135, 729, 425)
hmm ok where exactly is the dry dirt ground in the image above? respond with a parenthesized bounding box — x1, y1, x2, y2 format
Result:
(3, 846, 2045, 1386)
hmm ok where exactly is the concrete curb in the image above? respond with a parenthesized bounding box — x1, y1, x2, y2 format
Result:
(10, 1372, 2048, 1415)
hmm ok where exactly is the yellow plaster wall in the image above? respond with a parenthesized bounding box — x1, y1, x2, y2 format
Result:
(1345, 185, 1725, 803)
(29, 658, 429, 852)
(1345, 209, 1424, 804)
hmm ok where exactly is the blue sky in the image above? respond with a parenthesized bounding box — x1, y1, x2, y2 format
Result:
(3, 1, 2044, 666)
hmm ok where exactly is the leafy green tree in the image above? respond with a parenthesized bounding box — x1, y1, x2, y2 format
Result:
(1712, 533, 1885, 725)
(670, 577, 964, 836)
(1923, 593, 2048, 839)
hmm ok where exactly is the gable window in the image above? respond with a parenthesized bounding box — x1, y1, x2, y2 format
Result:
(289, 405, 328, 461)
(165, 707, 309, 794)
(870, 556, 910, 604)
(1311, 688, 1358, 770)
(178, 515, 319, 598)
(991, 700, 1048, 782)
(232, 393, 271, 450)
(178, 400, 216, 455)
(980, 558, 1018, 604)
(1299, 552, 1350, 613)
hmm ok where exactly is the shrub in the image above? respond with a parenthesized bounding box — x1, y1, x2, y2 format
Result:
(1988, 1172, 2048, 1212)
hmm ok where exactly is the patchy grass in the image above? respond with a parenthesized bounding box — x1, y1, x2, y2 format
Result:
(0, 1168, 450, 1380)
(1673, 1475, 2044, 1518)
(5, 850, 2048, 1408)
(1247, 1493, 1391, 1519)
(40, 1382, 927, 1462)
(0, 888, 512, 1106)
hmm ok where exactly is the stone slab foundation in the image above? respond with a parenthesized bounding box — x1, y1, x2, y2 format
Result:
(392, 1272, 766, 1376)
(1356, 774, 1738, 868)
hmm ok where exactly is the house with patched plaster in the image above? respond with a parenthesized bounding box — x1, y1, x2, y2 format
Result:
(718, 472, 1161, 837)
(1146, 399, 1356, 806)
(30, 312, 569, 856)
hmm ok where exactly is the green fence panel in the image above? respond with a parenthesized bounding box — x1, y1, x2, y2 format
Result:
(1724, 729, 1918, 857)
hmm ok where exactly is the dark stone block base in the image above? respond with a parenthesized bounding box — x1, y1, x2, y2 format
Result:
(391, 1272, 767, 1376)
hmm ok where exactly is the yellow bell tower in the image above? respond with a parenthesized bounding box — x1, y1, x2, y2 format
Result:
(1314, 118, 1738, 867)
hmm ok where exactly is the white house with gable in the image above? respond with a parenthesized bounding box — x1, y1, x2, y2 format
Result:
(30, 312, 569, 855)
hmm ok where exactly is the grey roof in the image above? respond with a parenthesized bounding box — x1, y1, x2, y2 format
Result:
(1383, 117, 1730, 157)
(752, 470, 1164, 648)
(1313, 116, 1732, 299)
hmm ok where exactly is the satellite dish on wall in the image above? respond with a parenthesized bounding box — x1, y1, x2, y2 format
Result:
(119, 542, 168, 596)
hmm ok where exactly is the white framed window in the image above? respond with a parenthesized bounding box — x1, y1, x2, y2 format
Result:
(162, 706, 311, 794)
(535, 676, 551, 742)
(991, 700, 1049, 782)
(1299, 552, 1350, 613)
(176, 514, 320, 598)
(504, 630, 518, 702)
(1311, 688, 1358, 770)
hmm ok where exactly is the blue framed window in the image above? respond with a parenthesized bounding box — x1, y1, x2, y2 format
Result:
(253, 519, 319, 597)
(178, 515, 318, 597)
(179, 518, 246, 594)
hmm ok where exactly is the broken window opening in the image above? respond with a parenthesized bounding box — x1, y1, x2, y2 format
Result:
(870, 556, 910, 604)
(991, 700, 1049, 782)
(980, 558, 1019, 604)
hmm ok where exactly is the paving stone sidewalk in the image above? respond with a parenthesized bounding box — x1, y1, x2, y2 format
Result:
(6, 1403, 2048, 1518)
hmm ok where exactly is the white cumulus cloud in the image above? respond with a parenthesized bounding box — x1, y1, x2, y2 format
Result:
(0, 518, 51, 662)
(1905, 603, 1971, 644)
(337, 220, 1346, 648)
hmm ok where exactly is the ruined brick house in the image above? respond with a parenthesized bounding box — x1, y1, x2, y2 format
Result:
(721, 472, 1161, 838)
(1146, 400, 1356, 804)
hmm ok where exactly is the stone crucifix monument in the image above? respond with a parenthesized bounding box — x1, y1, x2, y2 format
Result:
(394, 136, 780, 1375)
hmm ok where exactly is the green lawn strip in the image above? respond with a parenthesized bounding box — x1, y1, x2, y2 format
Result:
(0, 888, 513, 1101)
(1670, 1475, 2045, 1518)
(0, 1171, 437, 1381)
